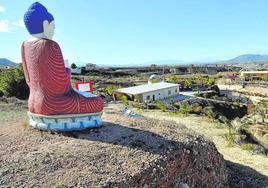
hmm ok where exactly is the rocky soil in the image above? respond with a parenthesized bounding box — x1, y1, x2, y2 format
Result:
(141, 107, 268, 188)
(234, 112, 268, 151)
(0, 101, 228, 188)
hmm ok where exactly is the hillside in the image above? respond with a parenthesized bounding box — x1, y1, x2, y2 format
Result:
(221, 54, 268, 64)
(0, 58, 18, 68)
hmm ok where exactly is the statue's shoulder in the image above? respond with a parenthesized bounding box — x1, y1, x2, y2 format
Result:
(40, 38, 61, 51)
(23, 38, 58, 46)
(41, 38, 59, 46)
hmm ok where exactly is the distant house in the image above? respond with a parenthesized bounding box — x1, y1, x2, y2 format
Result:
(114, 82, 180, 102)
(240, 71, 268, 81)
(71, 68, 82, 75)
(4, 66, 10, 69)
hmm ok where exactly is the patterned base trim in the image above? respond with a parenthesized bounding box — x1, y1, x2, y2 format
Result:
(28, 112, 103, 131)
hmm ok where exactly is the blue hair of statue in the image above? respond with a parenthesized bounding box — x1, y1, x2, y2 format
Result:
(23, 2, 54, 34)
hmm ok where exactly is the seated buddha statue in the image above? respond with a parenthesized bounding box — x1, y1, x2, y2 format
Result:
(21, 2, 104, 131)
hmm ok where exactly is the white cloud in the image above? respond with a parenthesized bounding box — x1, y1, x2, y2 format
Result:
(0, 5, 5, 12)
(0, 18, 25, 32)
(0, 20, 10, 32)
(12, 19, 25, 28)
(18, 19, 25, 27)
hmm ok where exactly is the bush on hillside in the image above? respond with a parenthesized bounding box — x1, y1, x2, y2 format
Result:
(156, 100, 166, 112)
(0, 64, 29, 100)
(203, 106, 215, 121)
(192, 104, 203, 114)
(105, 85, 121, 96)
(178, 103, 193, 116)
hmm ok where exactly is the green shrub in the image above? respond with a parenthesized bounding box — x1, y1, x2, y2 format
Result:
(224, 129, 236, 147)
(255, 99, 268, 123)
(174, 102, 181, 109)
(203, 106, 215, 121)
(241, 143, 254, 151)
(120, 95, 128, 105)
(169, 75, 179, 83)
(0, 65, 29, 100)
(105, 85, 120, 96)
(192, 105, 202, 114)
(178, 103, 193, 116)
(206, 77, 215, 85)
(156, 100, 166, 112)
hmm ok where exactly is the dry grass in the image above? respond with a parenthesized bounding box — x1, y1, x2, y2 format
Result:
(138, 106, 268, 178)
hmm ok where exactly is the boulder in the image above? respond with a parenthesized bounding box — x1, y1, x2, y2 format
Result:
(0, 106, 229, 187)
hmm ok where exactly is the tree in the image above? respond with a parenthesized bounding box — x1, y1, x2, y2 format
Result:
(105, 85, 120, 96)
(0, 64, 29, 99)
(71, 63, 77, 69)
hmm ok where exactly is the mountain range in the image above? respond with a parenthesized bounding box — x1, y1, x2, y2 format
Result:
(0, 58, 18, 68)
(219, 54, 268, 64)
(1, 54, 268, 68)
(143, 54, 268, 66)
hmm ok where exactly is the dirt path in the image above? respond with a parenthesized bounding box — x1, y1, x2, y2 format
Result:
(141, 110, 268, 178)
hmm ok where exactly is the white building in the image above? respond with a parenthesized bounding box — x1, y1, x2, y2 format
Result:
(115, 82, 180, 102)
(71, 68, 82, 74)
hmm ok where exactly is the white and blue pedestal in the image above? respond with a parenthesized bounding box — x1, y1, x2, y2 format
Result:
(28, 111, 103, 132)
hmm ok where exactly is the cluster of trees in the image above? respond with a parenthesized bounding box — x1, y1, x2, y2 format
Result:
(0, 65, 29, 99)
(169, 74, 216, 87)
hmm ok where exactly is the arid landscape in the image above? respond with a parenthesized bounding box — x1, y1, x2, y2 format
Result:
(1, 64, 268, 187)
(2, 1, 268, 187)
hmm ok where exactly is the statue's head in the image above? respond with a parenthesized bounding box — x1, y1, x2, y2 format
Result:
(24, 2, 55, 39)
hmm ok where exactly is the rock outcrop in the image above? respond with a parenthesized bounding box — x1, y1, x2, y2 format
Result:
(0, 104, 228, 187)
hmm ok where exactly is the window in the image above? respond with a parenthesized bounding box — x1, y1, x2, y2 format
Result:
(147, 95, 150, 100)
(159, 93, 161, 95)
(175, 89, 178, 93)
(168, 90, 171, 95)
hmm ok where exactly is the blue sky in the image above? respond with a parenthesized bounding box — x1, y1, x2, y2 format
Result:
(1, 0, 268, 65)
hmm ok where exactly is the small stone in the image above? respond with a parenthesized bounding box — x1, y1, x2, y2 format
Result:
(193, 150, 198, 155)
(252, 145, 266, 156)
(179, 183, 190, 188)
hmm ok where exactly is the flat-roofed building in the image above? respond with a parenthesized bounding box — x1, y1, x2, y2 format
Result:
(114, 82, 180, 102)
(240, 71, 268, 81)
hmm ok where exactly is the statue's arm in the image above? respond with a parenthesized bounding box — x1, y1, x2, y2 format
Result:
(46, 41, 71, 86)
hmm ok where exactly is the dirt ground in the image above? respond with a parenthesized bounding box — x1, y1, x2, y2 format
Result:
(218, 84, 268, 103)
(137, 106, 268, 187)
(0, 100, 228, 188)
(0, 100, 268, 187)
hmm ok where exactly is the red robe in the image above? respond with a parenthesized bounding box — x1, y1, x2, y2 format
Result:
(21, 38, 104, 115)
